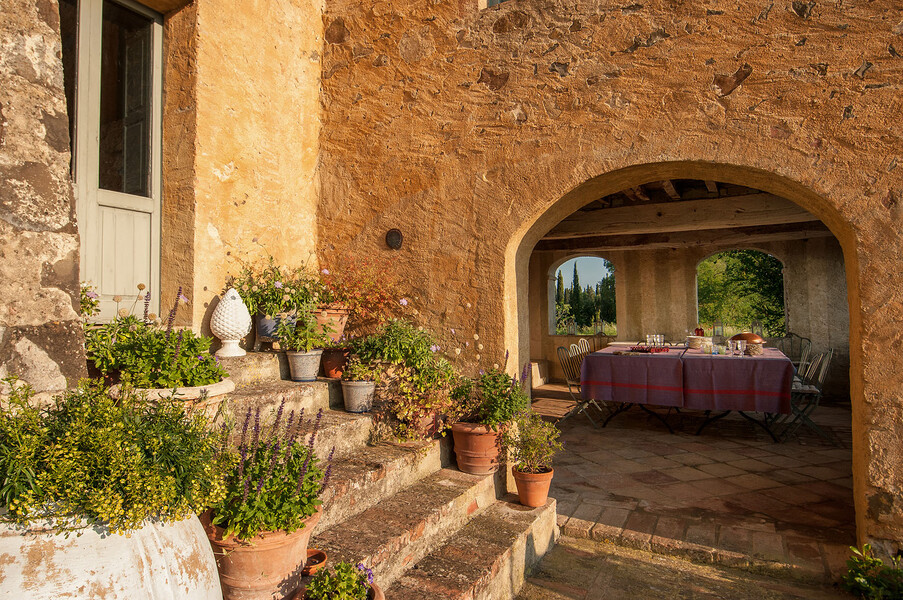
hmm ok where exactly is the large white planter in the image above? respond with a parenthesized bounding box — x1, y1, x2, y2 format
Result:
(0, 514, 222, 599)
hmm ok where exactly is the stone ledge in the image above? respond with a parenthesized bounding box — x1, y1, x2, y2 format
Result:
(386, 497, 558, 600)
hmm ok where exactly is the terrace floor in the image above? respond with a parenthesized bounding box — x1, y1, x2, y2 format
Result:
(532, 383, 855, 583)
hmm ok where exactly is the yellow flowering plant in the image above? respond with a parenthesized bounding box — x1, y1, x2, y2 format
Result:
(0, 378, 231, 534)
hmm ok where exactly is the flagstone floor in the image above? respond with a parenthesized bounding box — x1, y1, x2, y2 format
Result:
(532, 383, 855, 583)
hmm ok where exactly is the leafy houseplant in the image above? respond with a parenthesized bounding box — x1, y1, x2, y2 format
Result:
(230, 256, 318, 319)
(207, 403, 334, 600)
(0, 378, 229, 597)
(352, 320, 456, 440)
(502, 410, 563, 507)
(84, 288, 230, 408)
(277, 309, 332, 382)
(449, 364, 530, 476)
(319, 254, 402, 336)
(303, 561, 383, 600)
(843, 544, 903, 599)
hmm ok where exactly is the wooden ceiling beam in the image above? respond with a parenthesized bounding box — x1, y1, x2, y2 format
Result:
(662, 180, 680, 200)
(535, 222, 834, 252)
(544, 193, 819, 240)
(705, 180, 719, 194)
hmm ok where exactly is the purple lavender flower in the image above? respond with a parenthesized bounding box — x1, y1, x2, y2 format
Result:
(356, 563, 374, 585)
(275, 281, 283, 288)
(318, 446, 336, 494)
(86, 291, 99, 300)
(399, 298, 408, 306)
(241, 474, 251, 503)
(256, 438, 281, 495)
(165, 286, 182, 337)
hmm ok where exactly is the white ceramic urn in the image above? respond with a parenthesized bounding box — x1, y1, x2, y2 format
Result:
(211, 287, 252, 357)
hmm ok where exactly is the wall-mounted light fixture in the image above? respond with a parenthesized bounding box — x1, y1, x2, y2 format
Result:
(385, 228, 403, 250)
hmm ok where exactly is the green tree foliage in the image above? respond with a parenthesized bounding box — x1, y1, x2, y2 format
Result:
(697, 250, 785, 336)
(554, 259, 616, 334)
(555, 272, 564, 305)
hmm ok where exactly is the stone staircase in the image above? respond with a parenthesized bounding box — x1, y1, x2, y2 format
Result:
(218, 353, 559, 600)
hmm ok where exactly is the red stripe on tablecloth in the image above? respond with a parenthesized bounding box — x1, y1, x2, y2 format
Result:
(583, 380, 684, 393)
(684, 387, 790, 399)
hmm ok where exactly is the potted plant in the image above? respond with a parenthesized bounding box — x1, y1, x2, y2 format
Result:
(502, 409, 564, 507)
(318, 254, 403, 337)
(230, 256, 319, 345)
(321, 336, 352, 379)
(277, 307, 332, 382)
(299, 561, 384, 600)
(340, 357, 382, 413)
(206, 404, 334, 600)
(85, 287, 232, 414)
(352, 320, 457, 441)
(449, 363, 530, 475)
(0, 378, 228, 599)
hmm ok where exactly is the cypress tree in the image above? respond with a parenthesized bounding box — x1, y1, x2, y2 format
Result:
(556, 271, 565, 305)
(570, 263, 582, 327)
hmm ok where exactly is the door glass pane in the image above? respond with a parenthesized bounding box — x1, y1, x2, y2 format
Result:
(99, 0, 152, 197)
(59, 0, 78, 174)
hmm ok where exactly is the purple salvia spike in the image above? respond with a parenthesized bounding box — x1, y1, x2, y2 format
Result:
(306, 408, 324, 451)
(257, 438, 281, 495)
(295, 452, 312, 496)
(239, 407, 252, 453)
(284, 410, 296, 443)
(172, 330, 185, 366)
(249, 407, 262, 464)
(241, 474, 251, 503)
(272, 398, 285, 438)
(318, 446, 336, 494)
(166, 286, 182, 337)
(236, 444, 248, 481)
(143, 290, 151, 321)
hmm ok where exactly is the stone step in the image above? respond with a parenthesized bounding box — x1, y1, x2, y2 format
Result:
(223, 380, 332, 422)
(311, 468, 500, 588)
(218, 351, 287, 386)
(316, 440, 445, 532)
(387, 497, 558, 600)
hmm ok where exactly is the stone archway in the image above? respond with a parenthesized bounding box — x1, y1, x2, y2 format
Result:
(505, 161, 881, 547)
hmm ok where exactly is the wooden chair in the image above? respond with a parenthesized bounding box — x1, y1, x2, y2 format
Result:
(776, 333, 812, 372)
(557, 345, 604, 428)
(781, 348, 834, 442)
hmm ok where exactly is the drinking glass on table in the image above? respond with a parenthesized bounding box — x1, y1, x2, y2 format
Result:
(736, 340, 747, 356)
(655, 334, 664, 347)
(645, 334, 653, 346)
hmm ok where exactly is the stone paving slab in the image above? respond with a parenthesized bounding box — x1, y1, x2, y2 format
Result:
(516, 536, 852, 600)
(533, 384, 855, 584)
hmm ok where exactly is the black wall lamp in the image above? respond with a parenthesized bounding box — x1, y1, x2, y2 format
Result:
(385, 228, 403, 250)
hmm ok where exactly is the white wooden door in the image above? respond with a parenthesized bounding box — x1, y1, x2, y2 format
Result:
(72, 0, 162, 319)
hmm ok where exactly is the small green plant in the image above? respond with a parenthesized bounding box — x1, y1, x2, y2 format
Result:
(79, 282, 100, 319)
(451, 365, 530, 430)
(352, 320, 457, 441)
(305, 561, 374, 600)
(229, 255, 319, 317)
(275, 308, 331, 353)
(341, 357, 382, 383)
(843, 544, 903, 599)
(0, 378, 229, 534)
(211, 403, 333, 540)
(84, 288, 228, 388)
(502, 410, 563, 474)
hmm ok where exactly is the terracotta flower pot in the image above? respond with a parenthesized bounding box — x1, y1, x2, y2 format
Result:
(314, 304, 350, 342)
(512, 466, 554, 508)
(206, 508, 321, 600)
(321, 347, 350, 378)
(301, 549, 327, 576)
(451, 422, 501, 475)
(294, 582, 384, 600)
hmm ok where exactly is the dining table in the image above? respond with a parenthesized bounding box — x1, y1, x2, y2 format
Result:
(580, 345, 794, 439)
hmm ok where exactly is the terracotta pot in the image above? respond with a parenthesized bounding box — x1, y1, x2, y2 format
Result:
(314, 304, 350, 342)
(206, 508, 321, 600)
(451, 422, 501, 475)
(321, 347, 350, 378)
(294, 582, 384, 600)
(301, 549, 327, 576)
(512, 466, 554, 508)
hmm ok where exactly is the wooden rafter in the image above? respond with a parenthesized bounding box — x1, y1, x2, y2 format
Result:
(662, 180, 680, 200)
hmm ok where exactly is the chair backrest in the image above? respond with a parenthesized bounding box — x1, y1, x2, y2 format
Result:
(800, 352, 823, 385)
(779, 332, 812, 364)
(577, 338, 591, 353)
(797, 343, 811, 375)
(558, 346, 587, 383)
(813, 348, 834, 391)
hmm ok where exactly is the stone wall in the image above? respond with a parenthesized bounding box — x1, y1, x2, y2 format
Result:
(318, 0, 903, 551)
(529, 236, 850, 397)
(161, 0, 324, 329)
(0, 0, 85, 392)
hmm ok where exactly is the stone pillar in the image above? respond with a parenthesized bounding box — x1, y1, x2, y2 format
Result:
(0, 0, 86, 392)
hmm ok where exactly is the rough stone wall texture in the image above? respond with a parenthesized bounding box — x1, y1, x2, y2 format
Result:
(530, 237, 850, 397)
(161, 0, 324, 328)
(318, 0, 903, 550)
(0, 0, 86, 392)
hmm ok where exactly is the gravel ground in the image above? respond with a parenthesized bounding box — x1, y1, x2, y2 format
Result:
(517, 536, 854, 600)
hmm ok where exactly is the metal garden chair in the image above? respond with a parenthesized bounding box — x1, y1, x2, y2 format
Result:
(780, 348, 834, 442)
(776, 333, 812, 373)
(557, 345, 604, 428)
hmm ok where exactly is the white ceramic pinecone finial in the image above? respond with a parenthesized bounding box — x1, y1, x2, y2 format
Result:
(211, 288, 252, 357)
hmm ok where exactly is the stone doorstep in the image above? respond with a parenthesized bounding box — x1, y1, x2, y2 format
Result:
(386, 497, 559, 600)
(311, 468, 499, 588)
(565, 514, 827, 586)
(217, 351, 287, 386)
(315, 440, 444, 532)
(223, 379, 332, 420)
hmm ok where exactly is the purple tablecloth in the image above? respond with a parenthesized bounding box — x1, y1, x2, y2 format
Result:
(682, 348, 793, 414)
(580, 346, 793, 414)
(580, 347, 684, 407)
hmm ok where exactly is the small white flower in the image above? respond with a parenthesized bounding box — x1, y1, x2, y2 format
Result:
(478, 343, 483, 350)
(476, 354, 481, 360)
(493, 363, 499, 369)
(455, 348, 461, 355)
(418, 326, 423, 331)
(473, 334, 479, 341)
(466, 302, 471, 308)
